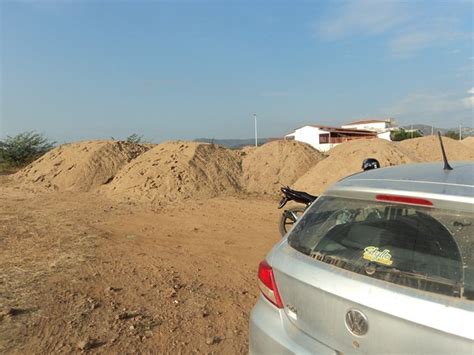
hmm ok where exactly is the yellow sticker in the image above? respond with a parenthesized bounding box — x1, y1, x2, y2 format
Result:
(363, 246, 393, 266)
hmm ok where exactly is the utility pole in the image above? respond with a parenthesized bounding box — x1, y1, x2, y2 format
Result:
(411, 124, 413, 139)
(459, 124, 462, 140)
(431, 126, 434, 136)
(254, 114, 258, 147)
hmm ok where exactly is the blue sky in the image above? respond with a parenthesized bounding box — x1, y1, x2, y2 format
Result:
(1, 0, 473, 142)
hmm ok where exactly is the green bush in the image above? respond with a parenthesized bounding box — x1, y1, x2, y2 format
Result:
(444, 131, 459, 140)
(391, 128, 423, 141)
(0, 131, 55, 167)
(125, 133, 146, 144)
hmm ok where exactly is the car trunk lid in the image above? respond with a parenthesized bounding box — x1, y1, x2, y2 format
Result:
(271, 245, 474, 355)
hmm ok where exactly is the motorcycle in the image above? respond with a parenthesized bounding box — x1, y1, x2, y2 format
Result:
(278, 158, 381, 236)
(278, 187, 317, 236)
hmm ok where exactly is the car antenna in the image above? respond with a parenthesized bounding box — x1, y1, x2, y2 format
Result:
(437, 132, 453, 170)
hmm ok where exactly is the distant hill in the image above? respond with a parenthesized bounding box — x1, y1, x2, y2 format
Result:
(401, 124, 474, 137)
(194, 138, 271, 148)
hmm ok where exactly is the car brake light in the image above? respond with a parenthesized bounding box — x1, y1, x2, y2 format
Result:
(376, 194, 433, 207)
(258, 260, 284, 308)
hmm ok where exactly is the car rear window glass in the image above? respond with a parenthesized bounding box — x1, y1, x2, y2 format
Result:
(288, 196, 474, 300)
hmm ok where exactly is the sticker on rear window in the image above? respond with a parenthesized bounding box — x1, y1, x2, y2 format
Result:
(363, 246, 393, 266)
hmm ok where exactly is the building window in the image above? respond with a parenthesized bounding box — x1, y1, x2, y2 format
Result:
(319, 134, 329, 144)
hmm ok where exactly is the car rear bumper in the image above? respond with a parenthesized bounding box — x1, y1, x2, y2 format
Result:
(249, 296, 336, 355)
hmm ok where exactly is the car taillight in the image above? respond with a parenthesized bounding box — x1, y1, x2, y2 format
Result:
(258, 260, 284, 308)
(376, 194, 433, 207)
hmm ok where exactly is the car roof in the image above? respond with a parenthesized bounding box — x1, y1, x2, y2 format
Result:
(325, 161, 474, 212)
(344, 161, 474, 187)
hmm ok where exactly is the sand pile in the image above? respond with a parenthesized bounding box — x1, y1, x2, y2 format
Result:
(238, 145, 257, 156)
(294, 138, 415, 195)
(105, 141, 242, 203)
(241, 140, 325, 195)
(461, 137, 474, 150)
(16, 140, 148, 192)
(399, 136, 474, 162)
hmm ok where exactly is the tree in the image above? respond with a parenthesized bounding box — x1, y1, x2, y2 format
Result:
(444, 131, 459, 140)
(390, 128, 423, 141)
(0, 131, 55, 167)
(125, 133, 146, 144)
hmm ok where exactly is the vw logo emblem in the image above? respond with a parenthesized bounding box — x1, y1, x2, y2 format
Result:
(345, 309, 369, 336)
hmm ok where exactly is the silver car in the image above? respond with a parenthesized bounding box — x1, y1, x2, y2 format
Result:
(250, 162, 474, 355)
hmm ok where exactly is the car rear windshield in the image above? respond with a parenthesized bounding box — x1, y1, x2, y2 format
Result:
(288, 196, 474, 300)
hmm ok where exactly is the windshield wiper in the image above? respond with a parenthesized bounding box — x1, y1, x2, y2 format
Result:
(310, 251, 349, 266)
(309, 251, 463, 297)
(364, 262, 461, 289)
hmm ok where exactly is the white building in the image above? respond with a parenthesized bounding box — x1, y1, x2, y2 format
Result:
(285, 125, 377, 152)
(342, 119, 397, 141)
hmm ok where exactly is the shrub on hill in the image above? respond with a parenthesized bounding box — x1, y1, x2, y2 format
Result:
(391, 128, 423, 141)
(0, 131, 55, 167)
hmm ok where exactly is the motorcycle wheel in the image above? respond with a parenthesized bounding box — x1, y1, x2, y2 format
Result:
(279, 206, 306, 237)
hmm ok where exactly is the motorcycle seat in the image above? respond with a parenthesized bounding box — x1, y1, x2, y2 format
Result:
(282, 187, 317, 205)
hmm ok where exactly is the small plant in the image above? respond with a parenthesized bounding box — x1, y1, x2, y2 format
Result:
(391, 128, 422, 141)
(126, 133, 146, 144)
(0, 131, 55, 167)
(444, 131, 459, 140)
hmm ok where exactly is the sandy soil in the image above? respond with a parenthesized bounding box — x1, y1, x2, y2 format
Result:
(15, 141, 148, 192)
(294, 138, 416, 195)
(105, 141, 242, 204)
(0, 175, 281, 354)
(462, 137, 474, 149)
(3, 137, 473, 353)
(399, 136, 474, 162)
(241, 140, 324, 195)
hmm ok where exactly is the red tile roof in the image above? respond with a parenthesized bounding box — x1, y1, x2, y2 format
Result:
(295, 125, 377, 135)
(344, 119, 392, 125)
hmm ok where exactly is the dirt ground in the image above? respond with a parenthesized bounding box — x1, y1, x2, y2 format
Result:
(0, 175, 281, 354)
